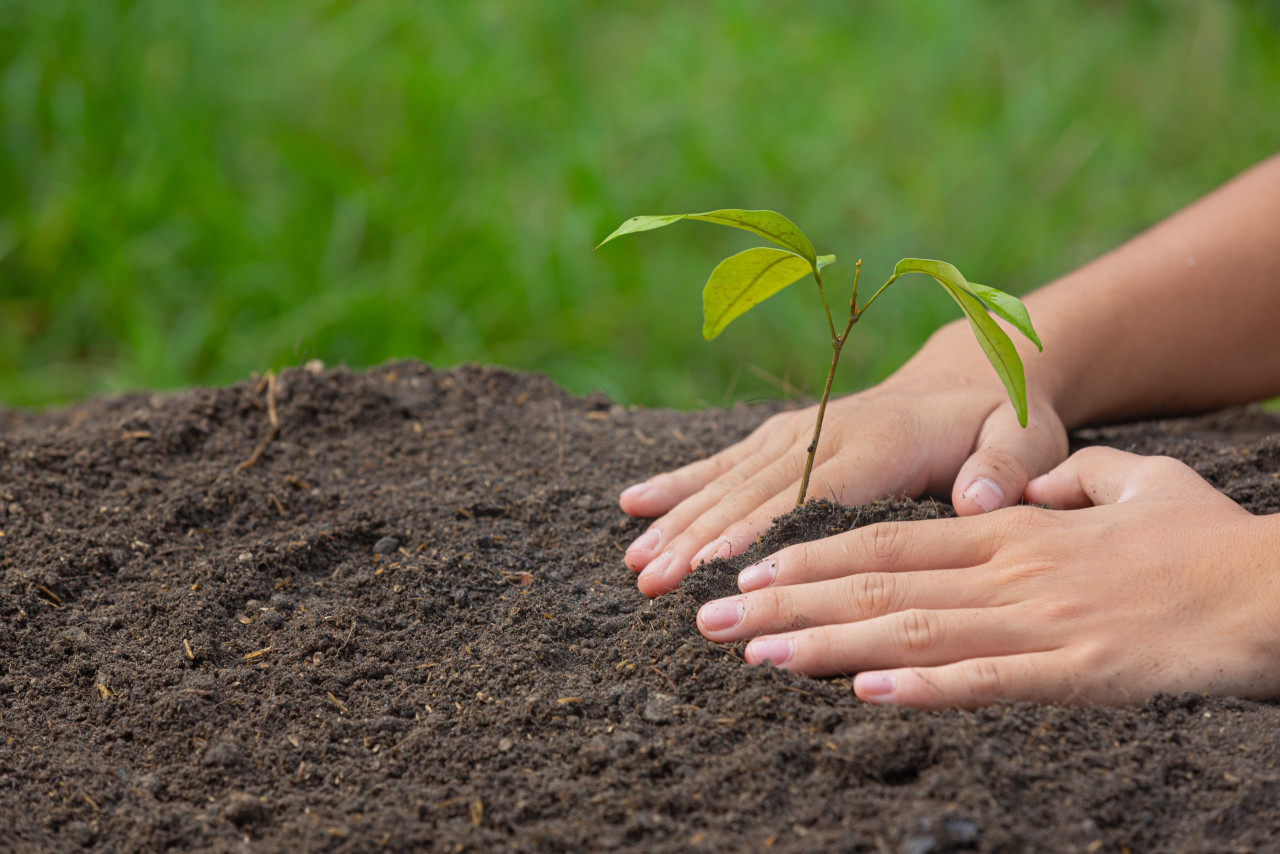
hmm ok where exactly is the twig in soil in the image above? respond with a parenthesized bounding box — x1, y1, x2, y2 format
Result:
(244, 646, 273, 660)
(237, 424, 280, 471)
(265, 371, 279, 429)
(649, 666, 678, 693)
(184, 639, 195, 661)
(267, 493, 285, 515)
(236, 371, 281, 471)
(36, 585, 62, 606)
(327, 691, 349, 714)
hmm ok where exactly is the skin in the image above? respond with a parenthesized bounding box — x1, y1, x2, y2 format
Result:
(619, 152, 1280, 707)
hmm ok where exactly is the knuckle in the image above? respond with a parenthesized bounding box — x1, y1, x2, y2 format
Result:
(806, 625, 841, 664)
(893, 609, 941, 655)
(965, 658, 1004, 699)
(776, 542, 811, 581)
(999, 505, 1053, 540)
(1141, 454, 1191, 478)
(759, 587, 804, 631)
(864, 522, 904, 564)
(975, 445, 1028, 483)
(1072, 640, 1119, 675)
(1026, 595, 1088, 624)
(1074, 446, 1119, 466)
(845, 572, 896, 618)
(1000, 557, 1056, 586)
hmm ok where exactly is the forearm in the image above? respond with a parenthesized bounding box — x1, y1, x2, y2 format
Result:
(922, 153, 1280, 428)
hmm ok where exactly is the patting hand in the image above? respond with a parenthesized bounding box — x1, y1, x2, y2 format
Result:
(694, 447, 1280, 708)
(620, 339, 1066, 598)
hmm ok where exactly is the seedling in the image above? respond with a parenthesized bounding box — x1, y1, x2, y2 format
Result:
(597, 209, 1041, 506)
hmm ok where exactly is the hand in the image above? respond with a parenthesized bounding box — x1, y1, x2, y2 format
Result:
(694, 447, 1280, 708)
(620, 330, 1068, 598)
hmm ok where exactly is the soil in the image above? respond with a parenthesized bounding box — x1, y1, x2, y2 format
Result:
(1, 361, 1278, 853)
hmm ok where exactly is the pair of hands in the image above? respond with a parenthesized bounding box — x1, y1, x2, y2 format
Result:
(620, 370, 1280, 708)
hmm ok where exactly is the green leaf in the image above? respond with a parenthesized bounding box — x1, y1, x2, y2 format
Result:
(701, 247, 813, 340)
(891, 258, 1032, 426)
(816, 254, 836, 271)
(597, 209, 818, 269)
(968, 282, 1042, 351)
(593, 214, 686, 246)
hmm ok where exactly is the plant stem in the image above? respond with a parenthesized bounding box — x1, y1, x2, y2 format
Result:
(814, 268, 836, 341)
(856, 272, 898, 316)
(796, 260, 861, 507)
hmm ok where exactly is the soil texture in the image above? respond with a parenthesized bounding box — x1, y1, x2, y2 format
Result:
(1, 362, 1278, 852)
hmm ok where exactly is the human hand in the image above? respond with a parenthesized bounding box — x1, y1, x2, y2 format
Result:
(694, 447, 1280, 708)
(621, 332, 1068, 598)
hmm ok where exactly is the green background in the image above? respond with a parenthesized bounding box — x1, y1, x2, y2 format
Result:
(2, 1, 1278, 410)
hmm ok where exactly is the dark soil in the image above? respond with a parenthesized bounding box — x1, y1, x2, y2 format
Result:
(1, 361, 1278, 852)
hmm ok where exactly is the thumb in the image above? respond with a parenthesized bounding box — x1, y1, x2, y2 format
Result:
(1024, 447, 1201, 509)
(952, 403, 1068, 515)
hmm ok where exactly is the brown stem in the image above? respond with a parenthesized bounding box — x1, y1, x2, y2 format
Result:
(796, 260, 862, 507)
(795, 338, 844, 507)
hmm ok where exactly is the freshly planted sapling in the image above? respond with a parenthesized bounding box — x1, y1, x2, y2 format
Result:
(597, 209, 1042, 506)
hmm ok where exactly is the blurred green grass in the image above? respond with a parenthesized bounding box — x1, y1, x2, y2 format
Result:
(1, 0, 1278, 410)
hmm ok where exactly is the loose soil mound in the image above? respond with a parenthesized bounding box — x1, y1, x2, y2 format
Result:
(1, 362, 1277, 852)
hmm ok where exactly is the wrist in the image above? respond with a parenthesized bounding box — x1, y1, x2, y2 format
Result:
(904, 318, 1079, 425)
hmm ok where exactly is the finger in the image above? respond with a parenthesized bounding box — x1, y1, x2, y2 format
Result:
(952, 402, 1067, 515)
(737, 515, 1000, 592)
(714, 455, 926, 566)
(853, 651, 1081, 710)
(622, 443, 784, 572)
(697, 566, 997, 642)
(1023, 447, 1206, 509)
(675, 454, 812, 566)
(619, 429, 766, 518)
(740, 606, 1058, 677)
(636, 455, 807, 597)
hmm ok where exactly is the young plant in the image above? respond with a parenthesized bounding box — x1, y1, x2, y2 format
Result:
(597, 209, 1041, 506)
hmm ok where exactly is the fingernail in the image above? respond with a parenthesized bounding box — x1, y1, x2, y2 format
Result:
(691, 538, 731, 567)
(962, 477, 1005, 513)
(638, 551, 673, 582)
(856, 672, 898, 702)
(737, 559, 777, 591)
(626, 529, 661, 555)
(698, 598, 744, 632)
(746, 637, 794, 667)
(620, 482, 654, 502)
